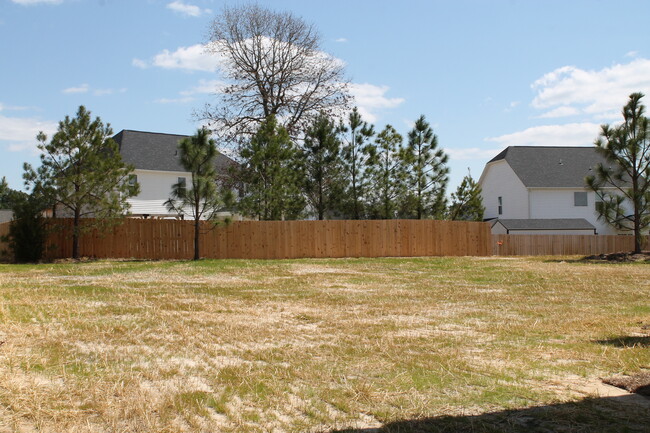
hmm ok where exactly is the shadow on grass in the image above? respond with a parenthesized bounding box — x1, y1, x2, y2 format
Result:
(594, 335, 650, 348)
(329, 394, 650, 433)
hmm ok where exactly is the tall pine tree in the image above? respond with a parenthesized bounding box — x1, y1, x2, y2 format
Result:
(23, 106, 139, 259)
(401, 115, 449, 219)
(586, 92, 650, 253)
(448, 170, 485, 221)
(365, 125, 405, 219)
(302, 113, 344, 220)
(165, 128, 232, 260)
(237, 116, 305, 220)
(340, 107, 374, 219)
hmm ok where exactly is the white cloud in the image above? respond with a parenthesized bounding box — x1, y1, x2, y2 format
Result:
(132, 58, 148, 69)
(486, 123, 602, 148)
(151, 44, 220, 72)
(154, 97, 195, 104)
(349, 83, 405, 123)
(536, 106, 580, 119)
(0, 103, 29, 112)
(166, 1, 211, 17)
(625, 51, 639, 58)
(11, 0, 62, 5)
(444, 147, 506, 161)
(62, 84, 124, 96)
(62, 84, 89, 94)
(334, 38, 347, 43)
(531, 58, 650, 120)
(0, 114, 57, 154)
(179, 79, 225, 96)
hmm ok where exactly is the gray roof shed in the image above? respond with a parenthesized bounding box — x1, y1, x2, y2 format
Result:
(492, 218, 596, 231)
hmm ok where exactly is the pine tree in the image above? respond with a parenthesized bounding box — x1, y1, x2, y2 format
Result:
(238, 116, 305, 220)
(586, 92, 650, 253)
(448, 170, 485, 221)
(302, 113, 344, 220)
(365, 125, 405, 219)
(401, 115, 449, 219)
(23, 106, 139, 259)
(165, 128, 232, 260)
(340, 107, 374, 219)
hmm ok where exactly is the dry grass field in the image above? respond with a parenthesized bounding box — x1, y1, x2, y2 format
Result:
(1, 256, 649, 432)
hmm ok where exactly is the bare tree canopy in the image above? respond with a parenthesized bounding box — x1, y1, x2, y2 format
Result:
(201, 4, 350, 142)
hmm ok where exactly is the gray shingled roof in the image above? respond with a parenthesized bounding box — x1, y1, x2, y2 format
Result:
(113, 130, 236, 174)
(493, 218, 596, 231)
(488, 146, 612, 188)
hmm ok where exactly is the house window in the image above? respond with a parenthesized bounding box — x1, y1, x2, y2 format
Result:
(498, 196, 503, 215)
(177, 177, 187, 193)
(574, 192, 588, 206)
(128, 174, 137, 187)
(595, 192, 604, 212)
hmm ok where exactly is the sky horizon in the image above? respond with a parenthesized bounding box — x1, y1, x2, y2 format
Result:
(2, 0, 650, 194)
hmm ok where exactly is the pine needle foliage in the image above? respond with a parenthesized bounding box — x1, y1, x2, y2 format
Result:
(586, 92, 650, 253)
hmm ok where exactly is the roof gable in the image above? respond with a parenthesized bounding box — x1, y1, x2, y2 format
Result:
(113, 130, 236, 174)
(489, 146, 611, 188)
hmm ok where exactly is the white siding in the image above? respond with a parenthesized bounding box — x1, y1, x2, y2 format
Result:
(529, 189, 618, 235)
(479, 160, 529, 220)
(133, 169, 189, 201)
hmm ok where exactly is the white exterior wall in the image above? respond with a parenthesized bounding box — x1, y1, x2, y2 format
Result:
(479, 161, 530, 220)
(133, 169, 189, 201)
(127, 169, 190, 216)
(528, 189, 618, 235)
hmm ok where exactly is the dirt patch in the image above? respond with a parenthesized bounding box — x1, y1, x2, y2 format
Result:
(603, 372, 650, 397)
(583, 251, 650, 262)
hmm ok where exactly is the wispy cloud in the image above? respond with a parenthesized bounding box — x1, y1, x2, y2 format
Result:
(179, 79, 225, 96)
(11, 0, 62, 5)
(166, 1, 211, 17)
(486, 123, 601, 148)
(334, 38, 347, 43)
(62, 84, 126, 96)
(349, 83, 405, 123)
(0, 114, 57, 154)
(531, 58, 650, 120)
(143, 44, 220, 72)
(62, 84, 89, 94)
(132, 58, 148, 69)
(154, 97, 195, 104)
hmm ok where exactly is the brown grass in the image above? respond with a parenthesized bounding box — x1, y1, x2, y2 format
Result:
(0, 257, 649, 432)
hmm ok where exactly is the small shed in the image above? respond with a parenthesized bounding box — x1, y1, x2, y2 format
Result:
(491, 218, 597, 235)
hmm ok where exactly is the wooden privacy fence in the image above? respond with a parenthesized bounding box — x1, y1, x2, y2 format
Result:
(42, 218, 492, 260)
(0, 222, 9, 258)
(492, 234, 648, 256)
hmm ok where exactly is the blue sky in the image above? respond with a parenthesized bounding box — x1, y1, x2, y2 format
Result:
(2, 0, 650, 193)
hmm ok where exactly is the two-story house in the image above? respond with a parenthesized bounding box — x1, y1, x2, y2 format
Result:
(113, 129, 239, 218)
(478, 146, 622, 235)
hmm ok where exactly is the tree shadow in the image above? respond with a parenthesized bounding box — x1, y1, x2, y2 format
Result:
(329, 394, 650, 433)
(594, 335, 650, 348)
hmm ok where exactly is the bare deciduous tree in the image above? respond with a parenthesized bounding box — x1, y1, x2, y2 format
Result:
(200, 4, 350, 142)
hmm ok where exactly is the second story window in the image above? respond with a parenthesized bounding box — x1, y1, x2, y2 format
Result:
(498, 196, 503, 215)
(177, 177, 187, 193)
(574, 192, 588, 206)
(128, 174, 137, 187)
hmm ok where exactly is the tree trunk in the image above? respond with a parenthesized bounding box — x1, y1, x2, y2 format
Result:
(72, 209, 80, 260)
(194, 218, 200, 260)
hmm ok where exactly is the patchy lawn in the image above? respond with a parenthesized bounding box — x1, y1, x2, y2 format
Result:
(0, 257, 649, 432)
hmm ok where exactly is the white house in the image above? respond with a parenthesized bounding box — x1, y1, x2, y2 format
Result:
(114, 129, 239, 219)
(478, 146, 622, 235)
